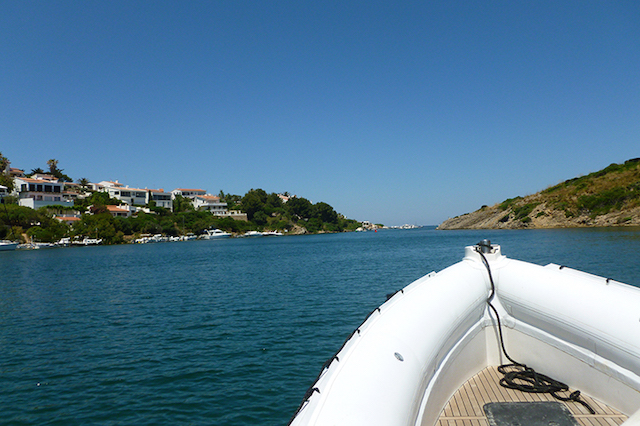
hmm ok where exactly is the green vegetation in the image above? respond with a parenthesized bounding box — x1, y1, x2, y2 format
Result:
(541, 159, 640, 218)
(494, 159, 640, 225)
(0, 152, 14, 192)
(578, 187, 631, 217)
(0, 152, 363, 243)
(0, 186, 361, 244)
(237, 188, 359, 233)
(512, 202, 540, 221)
(438, 158, 640, 229)
(499, 197, 522, 211)
(0, 204, 68, 242)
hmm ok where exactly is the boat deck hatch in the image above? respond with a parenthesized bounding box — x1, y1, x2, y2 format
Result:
(484, 402, 579, 426)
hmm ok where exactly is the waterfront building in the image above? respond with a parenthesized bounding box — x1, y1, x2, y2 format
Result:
(148, 188, 173, 210)
(104, 185, 148, 206)
(105, 205, 133, 218)
(13, 176, 74, 209)
(192, 194, 227, 214)
(171, 188, 206, 199)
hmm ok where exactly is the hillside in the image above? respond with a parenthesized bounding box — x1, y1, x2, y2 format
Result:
(438, 159, 640, 230)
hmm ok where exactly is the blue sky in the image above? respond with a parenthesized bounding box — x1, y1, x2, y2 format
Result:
(2, 1, 638, 225)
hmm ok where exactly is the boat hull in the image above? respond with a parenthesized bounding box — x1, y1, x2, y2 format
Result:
(0, 241, 19, 251)
(289, 244, 640, 425)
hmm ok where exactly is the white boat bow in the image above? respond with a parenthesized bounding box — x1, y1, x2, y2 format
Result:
(289, 241, 640, 425)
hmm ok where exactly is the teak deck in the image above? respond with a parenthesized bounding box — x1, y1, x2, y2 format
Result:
(437, 366, 628, 426)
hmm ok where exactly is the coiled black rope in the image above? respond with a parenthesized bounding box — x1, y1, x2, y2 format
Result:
(475, 244, 595, 414)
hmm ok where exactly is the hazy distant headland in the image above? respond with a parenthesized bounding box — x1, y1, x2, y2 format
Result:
(438, 159, 640, 230)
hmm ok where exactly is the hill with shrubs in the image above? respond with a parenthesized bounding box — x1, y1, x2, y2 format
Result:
(438, 159, 640, 229)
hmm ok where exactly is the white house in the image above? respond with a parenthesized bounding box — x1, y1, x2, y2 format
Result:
(99, 182, 147, 206)
(193, 195, 227, 214)
(220, 210, 248, 221)
(54, 215, 81, 226)
(148, 189, 173, 210)
(114, 187, 148, 206)
(0, 184, 9, 201)
(97, 181, 173, 210)
(105, 205, 133, 218)
(13, 176, 74, 209)
(278, 193, 293, 203)
(171, 188, 207, 199)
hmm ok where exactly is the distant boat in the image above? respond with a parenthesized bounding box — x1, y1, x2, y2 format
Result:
(18, 242, 56, 250)
(0, 240, 19, 251)
(242, 231, 263, 238)
(262, 231, 283, 236)
(201, 229, 232, 239)
(289, 241, 640, 426)
(73, 238, 103, 246)
(56, 237, 71, 247)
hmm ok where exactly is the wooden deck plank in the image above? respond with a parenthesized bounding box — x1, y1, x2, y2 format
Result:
(464, 378, 485, 417)
(437, 366, 628, 426)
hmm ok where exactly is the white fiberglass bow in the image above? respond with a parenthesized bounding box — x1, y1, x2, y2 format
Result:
(289, 242, 640, 426)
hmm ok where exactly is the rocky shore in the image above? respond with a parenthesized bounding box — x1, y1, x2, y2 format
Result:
(438, 159, 640, 230)
(437, 200, 640, 230)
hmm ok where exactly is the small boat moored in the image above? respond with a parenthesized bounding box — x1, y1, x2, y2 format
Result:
(0, 240, 19, 251)
(241, 231, 263, 238)
(289, 241, 640, 426)
(200, 229, 232, 239)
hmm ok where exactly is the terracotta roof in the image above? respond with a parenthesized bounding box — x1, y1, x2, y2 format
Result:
(15, 177, 62, 184)
(106, 205, 129, 212)
(54, 216, 81, 222)
(196, 195, 221, 201)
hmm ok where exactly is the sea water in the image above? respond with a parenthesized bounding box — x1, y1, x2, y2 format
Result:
(1, 227, 639, 425)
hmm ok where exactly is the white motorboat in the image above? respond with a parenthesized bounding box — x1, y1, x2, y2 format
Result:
(0, 240, 19, 251)
(56, 237, 71, 247)
(73, 238, 103, 246)
(262, 231, 283, 236)
(200, 229, 232, 239)
(242, 231, 263, 238)
(289, 241, 640, 426)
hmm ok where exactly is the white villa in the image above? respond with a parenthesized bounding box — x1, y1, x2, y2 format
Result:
(98, 181, 173, 210)
(192, 194, 227, 213)
(148, 188, 172, 210)
(171, 189, 245, 218)
(105, 205, 133, 218)
(4, 168, 245, 220)
(171, 188, 207, 198)
(104, 185, 148, 206)
(13, 176, 74, 209)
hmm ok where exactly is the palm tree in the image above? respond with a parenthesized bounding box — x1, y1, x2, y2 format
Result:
(46, 159, 72, 182)
(29, 167, 45, 177)
(0, 152, 9, 172)
(0, 152, 13, 192)
(47, 159, 59, 174)
(77, 177, 90, 189)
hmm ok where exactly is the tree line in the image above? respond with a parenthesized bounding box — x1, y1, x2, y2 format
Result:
(0, 154, 361, 243)
(0, 189, 360, 244)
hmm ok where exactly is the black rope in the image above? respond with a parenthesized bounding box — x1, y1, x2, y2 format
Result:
(475, 244, 595, 414)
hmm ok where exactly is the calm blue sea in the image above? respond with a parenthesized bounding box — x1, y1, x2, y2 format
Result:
(1, 227, 639, 425)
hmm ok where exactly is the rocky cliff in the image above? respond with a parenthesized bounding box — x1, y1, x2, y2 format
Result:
(438, 159, 640, 230)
